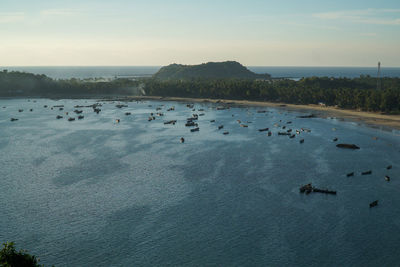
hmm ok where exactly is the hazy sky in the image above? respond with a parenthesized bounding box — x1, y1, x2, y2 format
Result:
(1, 0, 399, 66)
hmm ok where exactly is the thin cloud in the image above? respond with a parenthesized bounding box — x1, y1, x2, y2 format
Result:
(359, 32, 377, 36)
(313, 8, 400, 25)
(283, 21, 341, 31)
(40, 9, 81, 16)
(0, 12, 25, 23)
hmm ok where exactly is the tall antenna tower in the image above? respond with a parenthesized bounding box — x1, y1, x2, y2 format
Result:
(377, 61, 381, 90)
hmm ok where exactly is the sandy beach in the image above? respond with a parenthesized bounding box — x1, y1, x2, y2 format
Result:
(121, 96, 400, 131)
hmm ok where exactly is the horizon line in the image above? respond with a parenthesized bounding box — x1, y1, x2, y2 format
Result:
(1, 65, 400, 68)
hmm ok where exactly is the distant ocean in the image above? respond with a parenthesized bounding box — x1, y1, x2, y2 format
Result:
(1, 66, 400, 79)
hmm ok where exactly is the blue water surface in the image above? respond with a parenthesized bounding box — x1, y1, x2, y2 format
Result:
(0, 99, 399, 266)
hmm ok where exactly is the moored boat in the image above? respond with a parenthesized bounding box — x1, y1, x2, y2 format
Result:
(336, 144, 360, 149)
(369, 200, 378, 208)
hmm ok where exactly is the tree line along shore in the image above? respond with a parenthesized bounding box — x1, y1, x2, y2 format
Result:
(1, 69, 400, 114)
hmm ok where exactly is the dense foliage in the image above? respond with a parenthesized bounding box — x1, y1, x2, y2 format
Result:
(145, 76, 400, 113)
(1, 69, 399, 113)
(0, 70, 140, 97)
(0, 242, 42, 267)
(153, 61, 270, 80)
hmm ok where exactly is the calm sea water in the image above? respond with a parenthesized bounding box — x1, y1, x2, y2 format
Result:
(1, 99, 400, 266)
(1, 66, 400, 79)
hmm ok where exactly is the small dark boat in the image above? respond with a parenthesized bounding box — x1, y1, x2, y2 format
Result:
(180, 137, 185, 143)
(385, 175, 390, 181)
(297, 114, 316, 118)
(68, 117, 75, 121)
(336, 144, 360, 149)
(78, 115, 84, 120)
(257, 110, 267, 113)
(346, 172, 354, 177)
(18, 109, 23, 112)
(240, 124, 248, 128)
(278, 132, 290, 136)
(282, 126, 286, 129)
(299, 183, 313, 194)
(287, 129, 292, 133)
(74, 110, 83, 114)
(198, 113, 205, 116)
(116, 119, 120, 123)
(223, 131, 229, 135)
(185, 121, 197, 127)
(93, 108, 101, 114)
(164, 120, 177, 125)
(218, 125, 224, 130)
(299, 139, 304, 143)
(210, 120, 215, 123)
(59, 108, 64, 111)
(361, 170, 372, 175)
(387, 165, 392, 170)
(290, 134, 296, 139)
(267, 131, 272, 136)
(333, 137, 338, 142)
(369, 200, 378, 208)
(125, 112, 131, 115)
(44, 105, 48, 108)
(116, 104, 128, 108)
(10, 118, 18, 121)
(313, 188, 337, 195)
(56, 115, 63, 119)
(287, 121, 292, 124)
(258, 128, 269, 132)
(190, 127, 200, 132)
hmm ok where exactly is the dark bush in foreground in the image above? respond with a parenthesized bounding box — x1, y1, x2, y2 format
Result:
(0, 242, 42, 267)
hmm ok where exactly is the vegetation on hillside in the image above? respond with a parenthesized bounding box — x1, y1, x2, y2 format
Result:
(153, 61, 271, 81)
(0, 242, 43, 267)
(144, 76, 400, 113)
(1, 68, 400, 113)
(0, 70, 140, 97)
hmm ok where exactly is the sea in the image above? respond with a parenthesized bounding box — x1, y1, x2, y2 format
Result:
(1, 66, 400, 79)
(1, 98, 400, 266)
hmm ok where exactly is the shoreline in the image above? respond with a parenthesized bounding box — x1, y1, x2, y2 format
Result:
(122, 96, 400, 131)
(2, 95, 400, 131)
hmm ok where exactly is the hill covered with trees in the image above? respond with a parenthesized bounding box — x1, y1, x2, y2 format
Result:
(152, 61, 271, 81)
(0, 70, 140, 97)
(1, 68, 400, 114)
